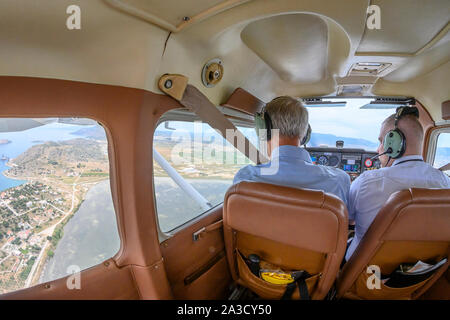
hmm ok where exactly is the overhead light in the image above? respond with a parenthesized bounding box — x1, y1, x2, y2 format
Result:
(348, 62, 392, 76)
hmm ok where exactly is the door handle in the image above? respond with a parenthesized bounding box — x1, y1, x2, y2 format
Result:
(192, 219, 223, 241)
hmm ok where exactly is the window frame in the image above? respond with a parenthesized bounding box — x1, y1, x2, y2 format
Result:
(0, 117, 122, 292)
(152, 108, 256, 241)
(426, 125, 450, 169)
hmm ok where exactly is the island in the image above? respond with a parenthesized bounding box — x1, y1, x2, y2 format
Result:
(0, 139, 11, 145)
(0, 138, 109, 293)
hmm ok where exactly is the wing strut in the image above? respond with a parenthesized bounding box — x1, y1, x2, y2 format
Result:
(153, 148, 212, 211)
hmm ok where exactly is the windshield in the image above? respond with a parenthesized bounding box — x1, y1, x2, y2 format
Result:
(305, 98, 397, 151)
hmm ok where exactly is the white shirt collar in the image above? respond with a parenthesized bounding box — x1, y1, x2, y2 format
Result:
(392, 154, 424, 166)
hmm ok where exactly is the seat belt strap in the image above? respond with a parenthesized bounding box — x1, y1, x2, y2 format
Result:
(158, 74, 268, 164)
(297, 277, 310, 300)
(281, 271, 310, 300)
(281, 282, 297, 300)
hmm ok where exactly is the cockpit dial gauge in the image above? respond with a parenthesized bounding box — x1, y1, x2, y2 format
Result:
(328, 156, 339, 167)
(317, 155, 328, 166)
(364, 158, 373, 168)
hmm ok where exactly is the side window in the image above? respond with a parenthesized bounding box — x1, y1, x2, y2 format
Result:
(153, 118, 256, 233)
(0, 118, 120, 295)
(433, 131, 450, 175)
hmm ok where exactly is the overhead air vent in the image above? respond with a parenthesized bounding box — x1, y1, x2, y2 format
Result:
(336, 76, 378, 96)
(360, 97, 416, 109)
(301, 98, 347, 107)
(336, 84, 372, 96)
(348, 62, 391, 76)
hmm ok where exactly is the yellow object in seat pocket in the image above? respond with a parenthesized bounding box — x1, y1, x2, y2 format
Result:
(260, 270, 295, 285)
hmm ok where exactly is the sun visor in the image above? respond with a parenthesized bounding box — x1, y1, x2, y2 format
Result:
(221, 88, 265, 115)
(442, 100, 450, 120)
(360, 97, 415, 110)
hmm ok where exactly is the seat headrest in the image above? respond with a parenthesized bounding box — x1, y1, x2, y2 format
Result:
(224, 181, 348, 253)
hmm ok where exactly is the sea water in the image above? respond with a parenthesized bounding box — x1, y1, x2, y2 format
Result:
(0, 122, 94, 192)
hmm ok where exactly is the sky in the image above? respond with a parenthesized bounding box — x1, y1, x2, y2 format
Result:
(436, 132, 450, 147)
(156, 98, 397, 146)
(306, 98, 396, 143)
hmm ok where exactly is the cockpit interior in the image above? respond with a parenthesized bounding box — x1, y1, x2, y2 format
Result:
(0, 0, 449, 305)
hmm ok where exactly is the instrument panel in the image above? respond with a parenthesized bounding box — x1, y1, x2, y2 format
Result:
(307, 147, 381, 181)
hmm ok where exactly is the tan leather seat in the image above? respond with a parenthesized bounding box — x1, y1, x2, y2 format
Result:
(337, 188, 450, 300)
(223, 181, 348, 300)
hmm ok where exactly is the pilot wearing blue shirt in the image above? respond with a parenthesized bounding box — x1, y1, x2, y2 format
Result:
(233, 96, 351, 206)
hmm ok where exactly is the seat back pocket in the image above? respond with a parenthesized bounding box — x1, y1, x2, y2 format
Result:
(236, 251, 320, 299)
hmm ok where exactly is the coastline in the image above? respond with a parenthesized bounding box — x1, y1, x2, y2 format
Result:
(0, 161, 27, 193)
(2, 159, 17, 176)
(33, 200, 84, 287)
(1, 167, 106, 288)
(37, 179, 116, 283)
(2, 166, 22, 180)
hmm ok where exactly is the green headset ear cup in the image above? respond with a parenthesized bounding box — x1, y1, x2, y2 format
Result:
(301, 124, 312, 146)
(383, 129, 406, 159)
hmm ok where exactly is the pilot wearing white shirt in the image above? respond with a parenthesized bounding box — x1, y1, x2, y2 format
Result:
(345, 110, 450, 261)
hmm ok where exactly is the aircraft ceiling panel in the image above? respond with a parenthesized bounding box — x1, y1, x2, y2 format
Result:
(357, 0, 450, 54)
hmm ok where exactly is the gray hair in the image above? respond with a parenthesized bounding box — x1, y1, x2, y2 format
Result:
(265, 96, 309, 139)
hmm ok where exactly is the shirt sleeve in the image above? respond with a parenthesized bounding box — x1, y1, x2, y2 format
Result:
(233, 165, 250, 185)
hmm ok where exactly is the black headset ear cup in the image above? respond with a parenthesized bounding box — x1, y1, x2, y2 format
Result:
(264, 111, 273, 141)
(301, 124, 311, 146)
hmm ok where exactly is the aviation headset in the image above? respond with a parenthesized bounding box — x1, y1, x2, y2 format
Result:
(254, 108, 312, 146)
(382, 106, 419, 159)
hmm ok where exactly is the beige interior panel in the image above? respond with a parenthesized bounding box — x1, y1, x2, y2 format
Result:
(0, 0, 369, 101)
(0, 0, 448, 121)
(373, 60, 450, 121)
(108, 0, 230, 26)
(104, 0, 251, 32)
(156, 0, 362, 102)
(241, 14, 328, 83)
(383, 34, 450, 82)
(0, 0, 168, 90)
(357, 0, 450, 54)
